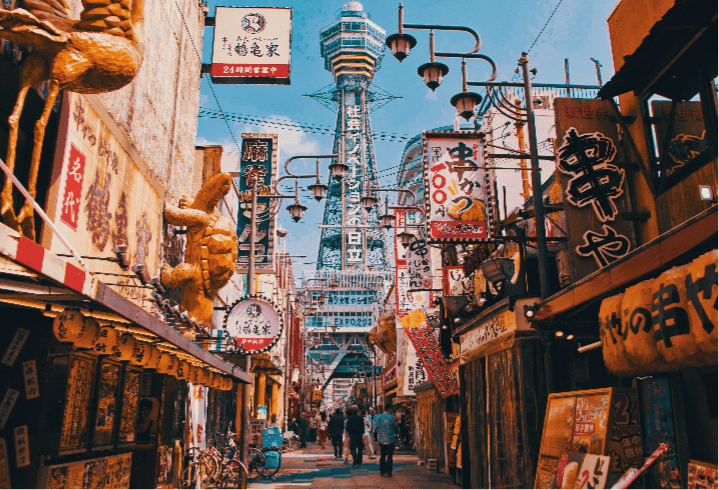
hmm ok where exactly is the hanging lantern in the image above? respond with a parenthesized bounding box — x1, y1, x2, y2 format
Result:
(190, 364, 202, 385)
(113, 333, 136, 361)
(144, 344, 161, 369)
(75, 317, 99, 349)
(176, 359, 190, 380)
(219, 377, 233, 391)
(450, 92, 482, 121)
(417, 62, 449, 91)
(211, 371, 222, 389)
(385, 32, 417, 62)
(91, 325, 118, 356)
(53, 308, 86, 343)
(130, 342, 151, 367)
(155, 352, 176, 374)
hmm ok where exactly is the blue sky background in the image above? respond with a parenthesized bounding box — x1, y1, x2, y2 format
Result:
(196, 0, 620, 274)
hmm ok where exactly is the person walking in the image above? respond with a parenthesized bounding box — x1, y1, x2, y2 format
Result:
(298, 412, 309, 448)
(342, 409, 352, 464)
(375, 404, 399, 477)
(362, 410, 375, 459)
(346, 405, 365, 466)
(317, 411, 328, 449)
(309, 409, 317, 443)
(328, 408, 344, 459)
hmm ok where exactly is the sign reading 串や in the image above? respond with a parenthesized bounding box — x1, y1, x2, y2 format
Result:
(211, 7, 291, 85)
(554, 99, 636, 282)
(423, 132, 488, 242)
(224, 296, 283, 354)
(237, 134, 278, 273)
(400, 310, 459, 399)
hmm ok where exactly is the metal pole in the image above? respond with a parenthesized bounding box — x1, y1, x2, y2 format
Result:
(520, 52, 552, 300)
(240, 178, 259, 464)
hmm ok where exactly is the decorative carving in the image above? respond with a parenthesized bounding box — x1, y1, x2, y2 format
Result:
(161, 173, 238, 324)
(0, 0, 144, 238)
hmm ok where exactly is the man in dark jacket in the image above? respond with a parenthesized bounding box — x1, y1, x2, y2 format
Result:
(328, 408, 345, 458)
(298, 412, 309, 448)
(346, 405, 365, 466)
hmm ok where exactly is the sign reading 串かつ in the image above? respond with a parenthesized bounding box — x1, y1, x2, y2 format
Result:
(237, 134, 278, 273)
(225, 296, 283, 354)
(211, 7, 292, 85)
(423, 132, 488, 242)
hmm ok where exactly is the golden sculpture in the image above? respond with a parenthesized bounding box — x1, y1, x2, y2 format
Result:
(161, 173, 238, 325)
(0, 0, 144, 238)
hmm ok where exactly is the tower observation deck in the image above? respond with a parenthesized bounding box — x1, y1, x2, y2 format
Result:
(316, 1, 388, 271)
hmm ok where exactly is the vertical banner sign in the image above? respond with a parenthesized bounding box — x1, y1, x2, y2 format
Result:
(211, 7, 292, 85)
(237, 134, 278, 272)
(60, 144, 86, 230)
(423, 132, 488, 242)
(554, 99, 636, 282)
(393, 209, 429, 316)
(400, 310, 460, 398)
(442, 265, 473, 296)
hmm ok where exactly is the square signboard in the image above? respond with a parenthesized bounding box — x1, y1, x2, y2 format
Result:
(211, 7, 292, 85)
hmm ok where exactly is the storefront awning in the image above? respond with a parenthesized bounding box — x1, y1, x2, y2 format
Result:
(250, 352, 282, 375)
(370, 314, 397, 354)
(0, 223, 252, 383)
(598, 0, 717, 99)
(534, 205, 717, 322)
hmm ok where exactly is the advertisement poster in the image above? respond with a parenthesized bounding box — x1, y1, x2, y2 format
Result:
(211, 7, 292, 84)
(60, 356, 96, 453)
(423, 132, 488, 242)
(118, 369, 140, 444)
(93, 361, 121, 447)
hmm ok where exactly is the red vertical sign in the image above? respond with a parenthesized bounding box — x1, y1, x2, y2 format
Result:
(60, 144, 86, 230)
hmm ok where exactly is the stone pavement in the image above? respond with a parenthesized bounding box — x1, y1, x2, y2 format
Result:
(248, 444, 458, 489)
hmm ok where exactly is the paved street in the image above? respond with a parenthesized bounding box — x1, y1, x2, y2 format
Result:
(248, 444, 458, 489)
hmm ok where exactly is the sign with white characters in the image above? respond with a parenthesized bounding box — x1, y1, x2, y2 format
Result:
(225, 295, 283, 354)
(212, 7, 292, 85)
(1, 329, 29, 367)
(423, 132, 488, 242)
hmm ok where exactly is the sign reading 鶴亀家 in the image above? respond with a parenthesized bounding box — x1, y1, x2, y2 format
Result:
(423, 132, 488, 242)
(400, 310, 459, 399)
(211, 7, 292, 85)
(224, 295, 283, 354)
(237, 134, 278, 273)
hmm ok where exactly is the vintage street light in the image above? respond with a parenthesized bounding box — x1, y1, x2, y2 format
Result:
(385, 2, 417, 61)
(418, 61, 449, 91)
(329, 282, 340, 292)
(287, 200, 308, 223)
(328, 161, 349, 181)
(398, 230, 415, 248)
(379, 212, 396, 229)
(308, 182, 328, 201)
(360, 194, 379, 212)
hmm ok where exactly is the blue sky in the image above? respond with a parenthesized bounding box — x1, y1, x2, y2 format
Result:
(196, 0, 620, 273)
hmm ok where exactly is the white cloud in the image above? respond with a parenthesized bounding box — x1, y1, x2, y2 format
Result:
(195, 136, 236, 152)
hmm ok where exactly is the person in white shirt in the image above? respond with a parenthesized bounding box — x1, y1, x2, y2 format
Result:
(362, 409, 375, 459)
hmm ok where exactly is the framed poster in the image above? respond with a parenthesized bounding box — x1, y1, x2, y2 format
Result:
(92, 359, 122, 448)
(118, 367, 141, 445)
(423, 131, 488, 242)
(135, 397, 159, 444)
(59, 354, 96, 454)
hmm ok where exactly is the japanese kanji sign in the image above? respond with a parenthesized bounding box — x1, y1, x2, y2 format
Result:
(225, 295, 283, 354)
(237, 134, 278, 273)
(600, 248, 717, 375)
(14, 425, 29, 468)
(211, 7, 292, 85)
(393, 209, 430, 316)
(423, 132, 488, 242)
(1, 328, 29, 367)
(554, 99, 636, 281)
(399, 310, 459, 398)
(60, 144, 86, 230)
(22, 360, 39, 400)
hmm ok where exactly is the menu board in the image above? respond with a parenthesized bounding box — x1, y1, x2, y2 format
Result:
(118, 369, 140, 444)
(59, 356, 96, 453)
(93, 360, 121, 447)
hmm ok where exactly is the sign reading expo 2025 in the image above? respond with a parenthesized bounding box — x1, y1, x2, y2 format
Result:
(211, 6, 292, 85)
(423, 132, 488, 242)
(224, 295, 283, 354)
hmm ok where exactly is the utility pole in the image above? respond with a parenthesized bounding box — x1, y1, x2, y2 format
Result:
(520, 53, 552, 300)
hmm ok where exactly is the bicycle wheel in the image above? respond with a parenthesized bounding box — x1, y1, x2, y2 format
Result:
(182, 461, 211, 489)
(221, 459, 248, 489)
(246, 448, 265, 481)
(263, 451, 281, 478)
(200, 452, 220, 483)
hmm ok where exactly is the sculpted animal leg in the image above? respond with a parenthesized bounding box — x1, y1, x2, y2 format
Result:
(164, 203, 210, 228)
(18, 78, 60, 240)
(161, 263, 196, 289)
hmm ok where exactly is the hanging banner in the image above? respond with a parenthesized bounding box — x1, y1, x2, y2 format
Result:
(393, 208, 430, 316)
(224, 295, 283, 353)
(554, 99, 637, 282)
(399, 310, 459, 398)
(423, 132, 488, 242)
(600, 249, 717, 376)
(211, 7, 292, 85)
(237, 134, 278, 273)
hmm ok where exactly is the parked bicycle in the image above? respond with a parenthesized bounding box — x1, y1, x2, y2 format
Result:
(181, 435, 248, 489)
(246, 427, 284, 481)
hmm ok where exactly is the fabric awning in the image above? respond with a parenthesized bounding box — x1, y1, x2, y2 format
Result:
(598, 0, 717, 100)
(534, 205, 717, 321)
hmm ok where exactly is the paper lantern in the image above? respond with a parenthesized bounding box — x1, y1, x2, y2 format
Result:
(176, 360, 190, 380)
(112, 333, 136, 361)
(199, 368, 211, 386)
(144, 345, 161, 369)
(219, 377, 233, 391)
(210, 371, 222, 389)
(685, 249, 718, 364)
(622, 279, 669, 373)
(599, 292, 637, 376)
(155, 352, 178, 374)
(75, 317, 99, 349)
(653, 264, 705, 368)
(165, 354, 179, 377)
(53, 309, 86, 343)
(189, 364, 202, 385)
(91, 325, 118, 356)
(130, 342, 152, 367)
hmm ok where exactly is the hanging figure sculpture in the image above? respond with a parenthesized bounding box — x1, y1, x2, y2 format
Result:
(0, 0, 144, 238)
(161, 173, 238, 326)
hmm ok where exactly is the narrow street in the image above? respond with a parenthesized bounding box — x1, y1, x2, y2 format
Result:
(249, 446, 458, 489)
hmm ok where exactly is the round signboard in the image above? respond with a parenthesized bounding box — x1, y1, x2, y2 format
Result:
(224, 295, 283, 354)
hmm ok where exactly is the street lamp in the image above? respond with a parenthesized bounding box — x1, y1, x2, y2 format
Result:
(272, 154, 339, 224)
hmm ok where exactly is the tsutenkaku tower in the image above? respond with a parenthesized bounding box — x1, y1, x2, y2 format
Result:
(315, 1, 388, 271)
